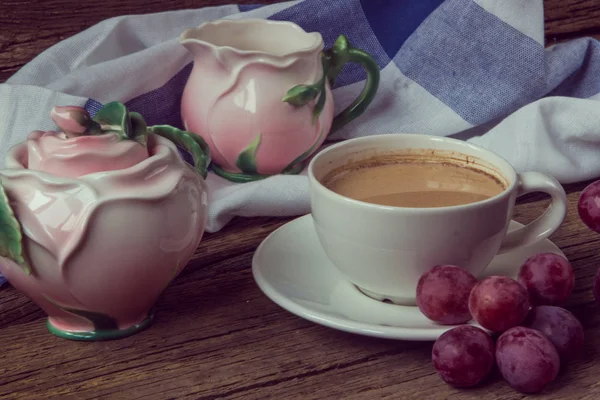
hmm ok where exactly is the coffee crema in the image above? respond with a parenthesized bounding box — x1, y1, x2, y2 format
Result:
(322, 155, 506, 208)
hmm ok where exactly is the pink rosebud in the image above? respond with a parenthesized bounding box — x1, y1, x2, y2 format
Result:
(50, 106, 93, 137)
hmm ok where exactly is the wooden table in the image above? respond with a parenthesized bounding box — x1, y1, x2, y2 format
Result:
(1, 1, 600, 399)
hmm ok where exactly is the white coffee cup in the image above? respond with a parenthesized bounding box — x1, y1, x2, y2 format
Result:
(308, 134, 567, 306)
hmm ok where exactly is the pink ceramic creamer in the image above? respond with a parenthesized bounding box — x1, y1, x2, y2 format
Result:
(180, 19, 380, 182)
(0, 103, 210, 340)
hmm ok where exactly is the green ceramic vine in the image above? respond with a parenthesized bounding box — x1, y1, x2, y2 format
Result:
(212, 134, 308, 183)
(50, 102, 211, 179)
(149, 125, 211, 179)
(283, 127, 325, 172)
(0, 180, 30, 274)
(211, 133, 304, 183)
(283, 34, 380, 133)
(283, 55, 330, 124)
(212, 134, 264, 183)
(282, 55, 329, 122)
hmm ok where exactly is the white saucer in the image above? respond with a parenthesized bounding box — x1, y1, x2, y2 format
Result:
(252, 214, 565, 341)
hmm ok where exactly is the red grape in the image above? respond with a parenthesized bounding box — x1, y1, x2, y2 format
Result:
(526, 306, 584, 361)
(432, 325, 495, 387)
(416, 265, 477, 324)
(578, 180, 600, 233)
(518, 253, 574, 306)
(468, 276, 530, 332)
(496, 327, 560, 393)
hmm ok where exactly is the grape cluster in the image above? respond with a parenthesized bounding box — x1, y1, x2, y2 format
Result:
(417, 253, 584, 394)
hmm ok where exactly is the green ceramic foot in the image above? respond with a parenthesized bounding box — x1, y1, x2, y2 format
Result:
(46, 313, 154, 341)
(212, 162, 304, 183)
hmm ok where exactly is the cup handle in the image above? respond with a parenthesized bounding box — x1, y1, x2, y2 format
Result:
(326, 35, 380, 133)
(498, 172, 568, 254)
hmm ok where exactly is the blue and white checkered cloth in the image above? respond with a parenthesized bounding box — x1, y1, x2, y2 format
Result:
(1, 0, 600, 240)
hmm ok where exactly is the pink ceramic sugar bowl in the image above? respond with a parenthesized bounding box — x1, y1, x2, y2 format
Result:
(180, 18, 380, 182)
(0, 102, 210, 340)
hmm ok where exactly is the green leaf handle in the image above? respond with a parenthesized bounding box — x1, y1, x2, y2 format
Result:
(326, 35, 380, 133)
(150, 125, 211, 179)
